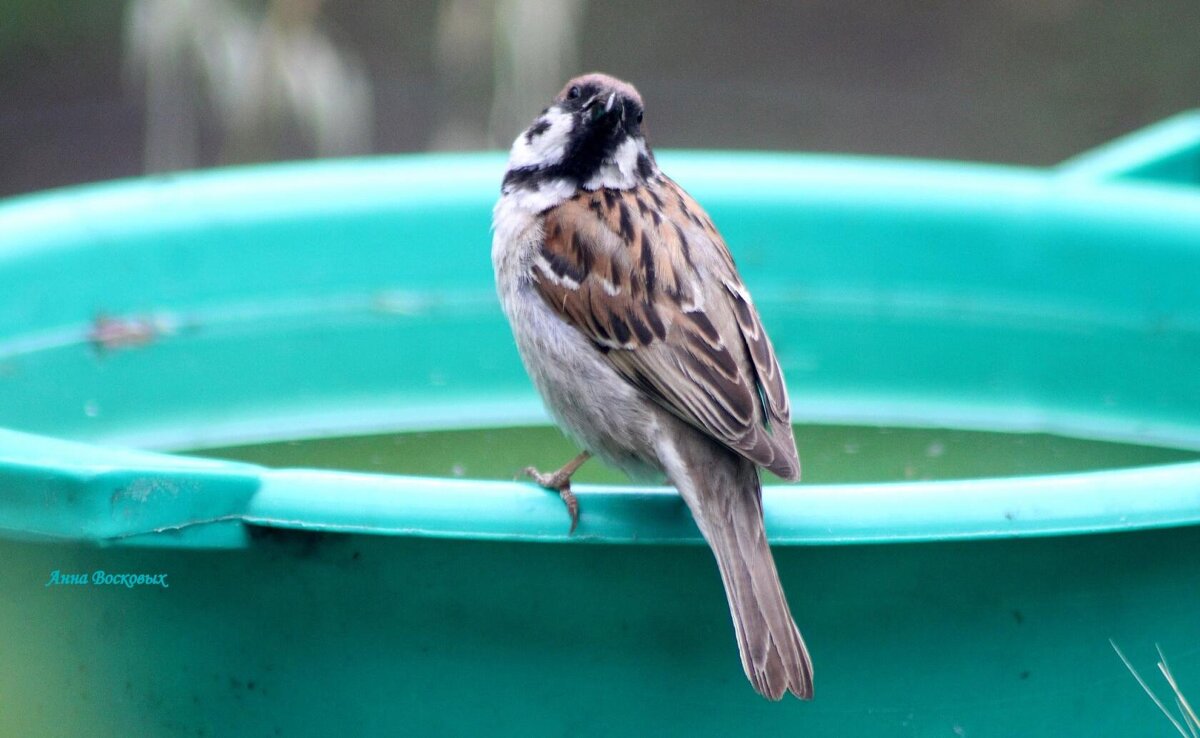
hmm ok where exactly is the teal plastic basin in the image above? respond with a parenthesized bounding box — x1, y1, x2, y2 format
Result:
(2, 112, 1199, 736)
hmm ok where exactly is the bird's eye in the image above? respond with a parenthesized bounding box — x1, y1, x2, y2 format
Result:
(568, 86, 581, 100)
(636, 110, 644, 124)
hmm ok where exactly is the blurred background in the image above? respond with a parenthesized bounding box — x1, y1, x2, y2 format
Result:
(0, 0, 1197, 198)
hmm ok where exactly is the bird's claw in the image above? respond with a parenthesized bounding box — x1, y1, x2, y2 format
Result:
(522, 466, 580, 534)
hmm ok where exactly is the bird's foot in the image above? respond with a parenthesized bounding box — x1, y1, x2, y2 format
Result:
(522, 466, 579, 533)
(520, 451, 590, 534)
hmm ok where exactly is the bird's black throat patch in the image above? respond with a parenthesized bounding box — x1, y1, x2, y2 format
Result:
(503, 112, 630, 193)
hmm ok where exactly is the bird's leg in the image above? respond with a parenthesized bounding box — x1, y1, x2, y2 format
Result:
(522, 451, 591, 533)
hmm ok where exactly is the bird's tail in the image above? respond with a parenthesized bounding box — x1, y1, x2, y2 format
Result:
(678, 449, 813, 700)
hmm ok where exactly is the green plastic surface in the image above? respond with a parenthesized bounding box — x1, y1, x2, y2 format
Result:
(1, 113, 1199, 735)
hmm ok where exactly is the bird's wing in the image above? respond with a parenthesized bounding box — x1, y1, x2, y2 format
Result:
(532, 179, 799, 479)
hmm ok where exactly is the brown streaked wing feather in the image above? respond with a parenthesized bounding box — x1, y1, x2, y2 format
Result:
(660, 177, 799, 479)
(532, 184, 799, 479)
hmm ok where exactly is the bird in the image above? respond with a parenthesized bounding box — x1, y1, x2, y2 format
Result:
(491, 72, 813, 701)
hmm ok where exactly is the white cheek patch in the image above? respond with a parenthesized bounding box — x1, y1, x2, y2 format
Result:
(583, 137, 640, 190)
(636, 138, 652, 166)
(507, 106, 575, 169)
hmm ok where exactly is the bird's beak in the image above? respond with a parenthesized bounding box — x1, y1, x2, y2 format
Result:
(585, 92, 622, 123)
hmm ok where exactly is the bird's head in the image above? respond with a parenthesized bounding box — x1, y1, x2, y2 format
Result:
(503, 72, 658, 194)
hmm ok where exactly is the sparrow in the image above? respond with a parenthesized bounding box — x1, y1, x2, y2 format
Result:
(491, 73, 813, 701)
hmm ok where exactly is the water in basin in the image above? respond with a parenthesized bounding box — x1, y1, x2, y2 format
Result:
(188, 424, 1200, 485)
